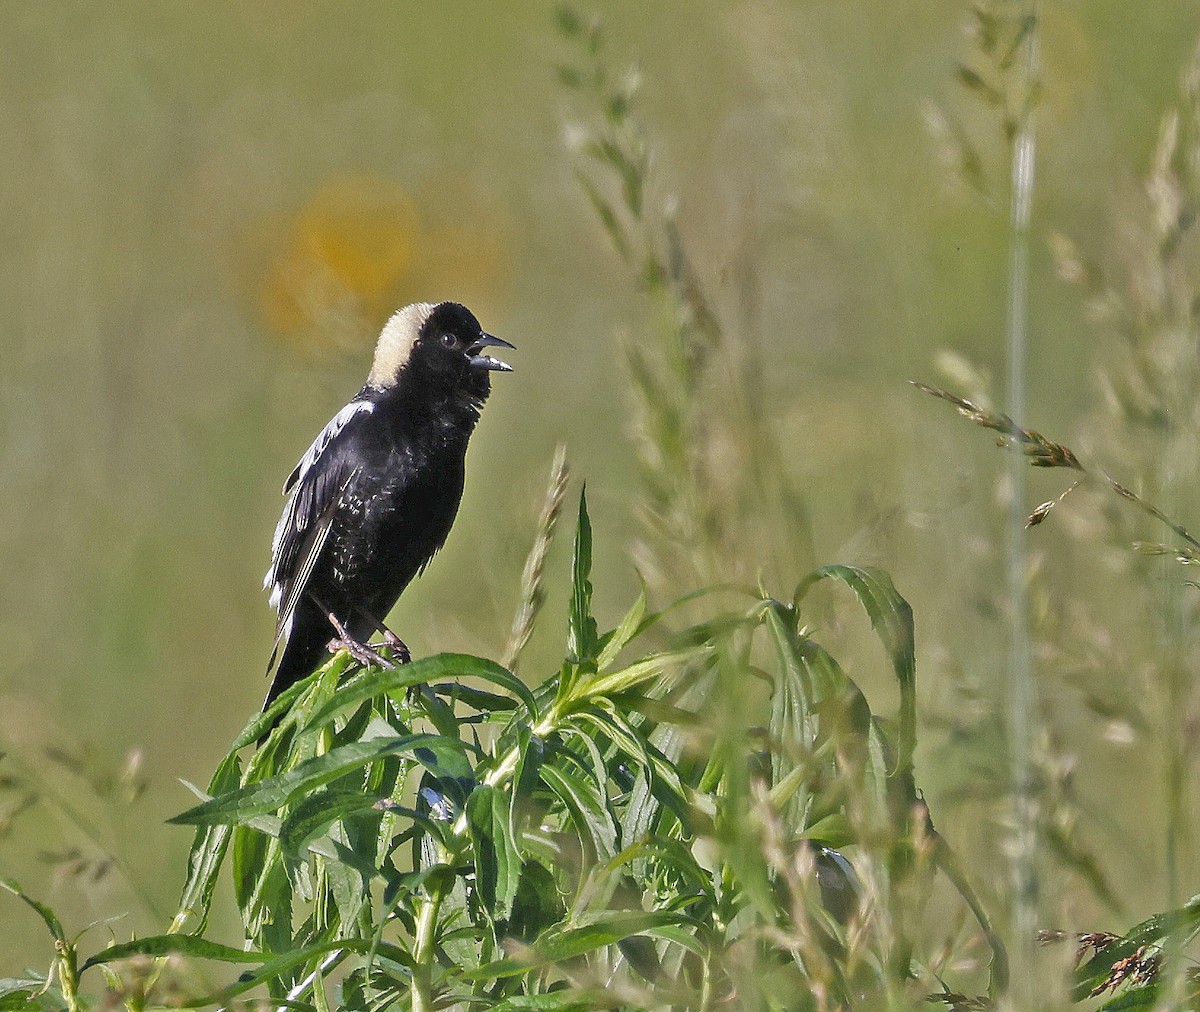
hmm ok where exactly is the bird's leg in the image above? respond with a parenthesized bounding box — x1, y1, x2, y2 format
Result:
(316, 599, 398, 671)
(356, 609, 422, 706)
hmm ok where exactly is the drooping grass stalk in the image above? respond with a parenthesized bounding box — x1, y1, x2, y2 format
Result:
(1002, 3, 1040, 999)
(0, 750, 166, 928)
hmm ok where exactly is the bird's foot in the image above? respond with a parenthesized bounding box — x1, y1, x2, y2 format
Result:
(380, 628, 411, 664)
(326, 636, 398, 671)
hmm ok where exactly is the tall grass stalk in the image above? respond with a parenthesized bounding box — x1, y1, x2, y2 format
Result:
(502, 443, 570, 673)
(1002, 4, 1040, 1004)
(555, 5, 812, 604)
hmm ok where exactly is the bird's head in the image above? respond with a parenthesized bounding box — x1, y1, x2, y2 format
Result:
(367, 301, 514, 397)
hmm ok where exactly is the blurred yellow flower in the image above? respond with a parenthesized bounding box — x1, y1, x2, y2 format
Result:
(259, 175, 418, 345)
(258, 174, 509, 357)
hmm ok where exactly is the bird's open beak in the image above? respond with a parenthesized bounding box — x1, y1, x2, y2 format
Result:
(467, 332, 515, 372)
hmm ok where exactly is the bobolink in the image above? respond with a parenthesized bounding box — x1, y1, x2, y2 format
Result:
(262, 301, 513, 709)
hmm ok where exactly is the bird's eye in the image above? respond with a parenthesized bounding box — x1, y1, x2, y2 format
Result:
(440, 333, 457, 349)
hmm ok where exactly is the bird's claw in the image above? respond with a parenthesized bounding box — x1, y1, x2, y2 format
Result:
(381, 629, 411, 664)
(326, 637, 399, 671)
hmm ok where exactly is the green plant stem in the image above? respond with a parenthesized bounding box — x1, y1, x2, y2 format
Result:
(411, 867, 447, 1012)
(423, 704, 565, 1004)
(55, 940, 82, 1012)
(451, 706, 562, 839)
(697, 945, 715, 1012)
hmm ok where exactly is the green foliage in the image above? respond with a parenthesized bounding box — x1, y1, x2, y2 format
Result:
(10, 493, 1193, 1008)
(4, 492, 1007, 1010)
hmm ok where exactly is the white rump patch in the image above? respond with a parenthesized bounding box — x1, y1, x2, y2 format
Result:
(367, 302, 437, 389)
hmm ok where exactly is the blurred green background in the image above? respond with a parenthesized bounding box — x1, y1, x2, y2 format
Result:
(2, 0, 1199, 977)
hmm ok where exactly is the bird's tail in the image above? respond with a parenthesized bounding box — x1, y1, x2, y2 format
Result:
(262, 599, 333, 713)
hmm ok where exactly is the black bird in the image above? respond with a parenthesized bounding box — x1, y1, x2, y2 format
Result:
(262, 301, 513, 709)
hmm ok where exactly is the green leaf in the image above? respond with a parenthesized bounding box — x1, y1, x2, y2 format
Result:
(568, 487, 599, 663)
(463, 911, 688, 979)
(490, 995, 597, 1011)
(162, 938, 412, 1007)
(794, 565, 916, 784)
(540, 757, 618, 862)
(0, 879, 66, 943)
(799, 812, 855, 848)
(432, 683, 519, 713)
(467, 784, 522, 920)
(278, 788, 383, 859)
(571, 645, 709, 702)
(0, 992, 58, 1012)
(0, 977, 46, 998)
(312, 965, 332, 1012)
(506, 728, 546, 873)
(1074, 894, 1200, 1002)
(82, 934, 265, 971)
(596, 580, 647, 670)
(175, 750, 242, 933)
(763, 601, 872, 829)
(240, 652, 352, 749)
(763, 600, 818, 756)
(568, 703, 650, 774)
(169, 735, 474, 826)
(1096, 985, 1162, 1011)
(301, 653, 535, 731)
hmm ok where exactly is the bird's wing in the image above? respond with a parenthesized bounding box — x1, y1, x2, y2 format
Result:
(264, 400, 375, 653)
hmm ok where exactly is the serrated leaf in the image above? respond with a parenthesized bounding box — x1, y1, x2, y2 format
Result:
(763, 601, 818, 750)
(240, 652, 352, 749)
(509, 730, 544, 856)
(170, 735, 474, 826)
(568, 488, 599, 663)
(540, 759, 618, 862)
(82, 934, 264, 971)
(0, 977, 45, 998)
(432, 683, 519, 713)
(463, 911, 687, 980)
(490, 995, 596, 1011)
(572, 645, 708, 702)
(0, 879, 65, 943)
(301, 653, 535, 731)
(467, 785, 522, 921)
(0, 992, 56, 1012)
(596, 581, 647, 670)
(160, 937, 412, 1007)
(794, 565, 916, 784)
(278, 788, 382, 859)
(174, 750, 242, 933)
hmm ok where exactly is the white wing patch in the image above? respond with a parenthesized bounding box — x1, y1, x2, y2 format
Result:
(263, 399, 374, 601)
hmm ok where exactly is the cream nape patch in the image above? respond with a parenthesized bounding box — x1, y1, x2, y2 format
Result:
(367, 302, 437, 389)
